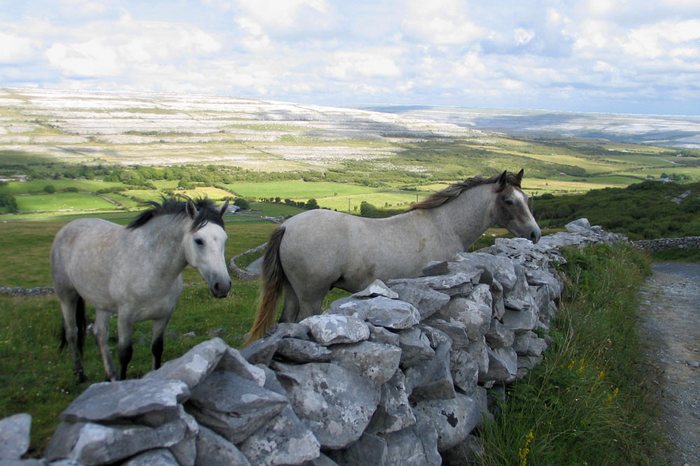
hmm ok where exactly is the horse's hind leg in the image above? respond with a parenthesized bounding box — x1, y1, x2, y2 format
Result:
(58, 294, 86, 383)
(296, 290, 325, 322)
(117, 312, 135, 380)
(151, 314, 172, 370)
(94, 309, 117, 381)
(279, 282, 300, 323)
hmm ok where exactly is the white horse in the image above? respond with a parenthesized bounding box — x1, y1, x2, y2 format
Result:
(248, 170, 540, 342)
(51, 198, 231, 382)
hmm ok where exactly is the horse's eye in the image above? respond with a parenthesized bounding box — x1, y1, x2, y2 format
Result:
(194, 238, 204, 246)
(504, 198, 514, 206)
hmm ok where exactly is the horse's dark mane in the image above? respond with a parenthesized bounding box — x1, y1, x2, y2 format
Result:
(410, 172, 522, 211)
(127, 197, 224, 231)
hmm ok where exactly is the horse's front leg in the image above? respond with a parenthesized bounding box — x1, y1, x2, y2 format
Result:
(94, 309, 117, 381)
(151, 314, 172, 370)
(117, 313, 135, 380)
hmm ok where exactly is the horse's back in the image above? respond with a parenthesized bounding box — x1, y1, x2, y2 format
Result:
(51, 218, 123, 295)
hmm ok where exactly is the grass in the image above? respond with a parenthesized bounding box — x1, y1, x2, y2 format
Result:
(15, 193, 117, 213)
(478, 244, 663, 466)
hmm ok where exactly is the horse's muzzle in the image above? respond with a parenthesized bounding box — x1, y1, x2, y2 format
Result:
(210, 279, 232, 298)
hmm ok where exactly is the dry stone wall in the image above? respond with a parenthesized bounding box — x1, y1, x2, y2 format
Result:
(1, 218, 626, 466)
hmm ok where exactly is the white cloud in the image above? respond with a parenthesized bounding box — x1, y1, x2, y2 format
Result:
(0, 32, 40, 63)
(324, 49, 402, 80)
(514, 28, 535, 46)
(233, 0, 335, 34)
(402, 0, 487, 45)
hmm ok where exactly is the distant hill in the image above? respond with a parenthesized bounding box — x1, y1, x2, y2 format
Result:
(2, 88, 699, 196)
(371, 106, 700, 150)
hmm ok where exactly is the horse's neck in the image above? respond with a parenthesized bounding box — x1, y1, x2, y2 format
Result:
(427, 184, 495, 249)
(128, 216, 188, 278)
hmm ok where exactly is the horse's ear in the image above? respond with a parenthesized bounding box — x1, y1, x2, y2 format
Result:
(516, 169, 524, 185)
(185, 199, 198, 219)
(497, 170, 507, 189)
(219, 200, 230, 218)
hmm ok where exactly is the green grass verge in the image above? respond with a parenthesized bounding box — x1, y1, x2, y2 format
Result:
(478, 244, 664, 466)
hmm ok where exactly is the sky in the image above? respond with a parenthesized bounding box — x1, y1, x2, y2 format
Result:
(1, 0, 699, 115)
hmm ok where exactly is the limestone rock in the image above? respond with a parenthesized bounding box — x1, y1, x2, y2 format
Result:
(366, 370, 416, 435)
(398, 327, 435, 368)
(351, 279, 398, 299)
(144, 337, 228, 390)
(275, 338, 333, 363)
(483, 347, 518, 383)
(272, 362, 380, 449)
(388, 283, 450, 320)
(187, 371, 287, 444)
(217, 347, 267, 386)
(60, 379, 189, 423)
(300, 315, 370, 346)
(383, 415, 441, 466)
(414, 393, 481, 451)
(449, 350, 479, 395)
(329, 341, 401, 384)
(0, 413, 31, 460)
(329, 297, 420, 330)
(405, 341, 455, 401)
(328, 433, 387, 466)
(121, 448, 179, 466)
(485, 319, 515, 348)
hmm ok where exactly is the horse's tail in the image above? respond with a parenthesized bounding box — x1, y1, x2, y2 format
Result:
(246, 226, 287, 345)
(59, 295, 86, 356)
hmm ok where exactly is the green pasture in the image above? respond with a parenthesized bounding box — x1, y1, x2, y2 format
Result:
(224, 180, 377, 200)
(0, 179, 125, 194)
(318, 191, 426, 212)
(15, 193, 117, 214)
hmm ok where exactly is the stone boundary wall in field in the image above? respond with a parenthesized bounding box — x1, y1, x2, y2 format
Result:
(1, 219, 626, 466)
(632, 236, 700, 252)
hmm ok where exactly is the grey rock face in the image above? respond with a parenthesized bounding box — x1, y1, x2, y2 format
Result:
(275, 338, 333, 363)
(449, 350, 479, 394)
(300, 315, 370, 346)
(46, 416, 189, 465)
(329, 341, 402, 384)
(187, 371, 287, 444)
(414, 393, 481, 451)
(272, 362, 380, 449)
(383, 416, 441, 466)
(366, 370, 416, 435)
(398, 327, 434, 368)
(405, 341, 455, 401)
(217, 347, 267, 386)
(328, 433, 387, 466)
(484, 347, 518, 383)
(239, 406, 320, 466)
(60, 379, 189, 423)
(351, 279, 398, 299)
(0, 413, 31, 460)
(388, 283, 450, 320)
(195, 425, 251, 466)
(121, 448, 179, 466)
(144, 337, 228, 390)
(329, 296, 421, 330)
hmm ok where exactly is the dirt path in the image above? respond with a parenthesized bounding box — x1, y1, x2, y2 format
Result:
(638, 262, 700, 466)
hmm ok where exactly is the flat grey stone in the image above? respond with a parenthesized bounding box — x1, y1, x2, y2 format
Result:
(368, 324, 401, 346)
(46, 417, 189, 465)
(144, 337, 228, 390)
(300, 315, 370, 346)
(187, 371, 287, 444)
(275, 338, 333, 363)
(351, 279, 398, 299)
(366, 370, 416, 435)
(405, 341, 455, 401)
(423, 318, 470, 350)
(330, 341, 401, 384)
(383, 416, 441, 466)
(485, 319, 515, 348)
(0, 413, 31, 460)
(239, 406, 320, 466)
(328, 433, 387, 466)
(483, 347, 518, 383)
(121, 448, 179, 466)
(217, 347, 267, 386)
(329, 297, 420, 330)
(195, 425, 251, 466)
(502, 305, 538, 331)
(388, 283, 450, 320)
(398, 327, 435, 368)
(60, 378, 189, 423)
(449, 350, 479, 395)
(272, 362, 380, 449)
(414, 393, 481, 451)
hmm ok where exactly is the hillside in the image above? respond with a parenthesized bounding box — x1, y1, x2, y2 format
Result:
(534, 180, 700, 240)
